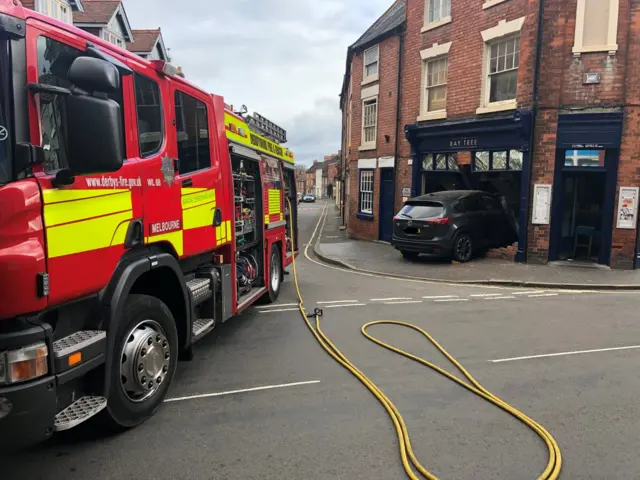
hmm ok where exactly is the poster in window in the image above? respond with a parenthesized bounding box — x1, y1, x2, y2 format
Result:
(616, 187, 639, 230)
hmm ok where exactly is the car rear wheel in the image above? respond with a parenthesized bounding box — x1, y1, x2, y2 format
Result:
(453, 233, 473, 263)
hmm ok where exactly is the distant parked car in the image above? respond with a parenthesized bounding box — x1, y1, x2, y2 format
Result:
(391, 190, 517, 263)
(301, 194, 316, 203)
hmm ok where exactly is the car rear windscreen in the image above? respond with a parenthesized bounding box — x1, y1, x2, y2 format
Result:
(397, 202, 444, 219)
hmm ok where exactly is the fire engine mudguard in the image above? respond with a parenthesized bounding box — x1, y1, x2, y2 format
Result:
(99, 248, 192, 395)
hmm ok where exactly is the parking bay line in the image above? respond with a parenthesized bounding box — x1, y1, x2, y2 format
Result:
(470, 293, 505, 297)
(371, 297, 413, 302)
(483, 296, 516, 300)
(324, 303, 367, 309)
(433, 298, 469, 303)
(384, 300, 423, 305)
(256, 303, 299, 309)
(528, 293, 559, 298)
(491, 345, 640, 363)
(258, 308, 300, 314)
(317, 300, 359, 304)
(165, 380, 322, 403)
(422, 295, 459, 299)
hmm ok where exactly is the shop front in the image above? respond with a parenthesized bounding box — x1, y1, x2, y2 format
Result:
(405, 110, 533, 262)
(548, 112, 623, 266)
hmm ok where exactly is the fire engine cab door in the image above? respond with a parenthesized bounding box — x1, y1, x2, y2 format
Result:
(170, 86, 220, 257)
(27, 23, 143, 306)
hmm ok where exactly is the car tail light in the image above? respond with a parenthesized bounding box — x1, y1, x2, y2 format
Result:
(427, 217, 450, 225)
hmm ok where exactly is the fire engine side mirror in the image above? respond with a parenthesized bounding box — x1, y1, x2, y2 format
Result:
(67, 57, 120, 93)
(64, 93, 124, 176)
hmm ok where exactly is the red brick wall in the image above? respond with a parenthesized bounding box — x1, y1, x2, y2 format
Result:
(527, 0, 635, 266)
(346, 33, 402, 241)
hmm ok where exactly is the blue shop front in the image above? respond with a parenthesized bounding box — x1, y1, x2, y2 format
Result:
(405, 110, 533, 263)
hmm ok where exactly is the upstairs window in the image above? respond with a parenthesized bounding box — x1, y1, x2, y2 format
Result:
(425, 56, 448, 113)
(488, 36, 520, 103)
(174, 91, 210, 175)
(427, 0, 451, 23)
(363, 45, 379, 83)
(574, 0, 620, 54)
(361, 97, 378, 148)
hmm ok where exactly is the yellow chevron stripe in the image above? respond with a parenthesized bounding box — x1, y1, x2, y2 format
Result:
(44, 191, 132, 227)
(226, 220, 232, 241)
(181, 189, 216, 209)
(184, 203, 215, 230)
(146, 231, 184, 257)
(47, 211, 132, 258)
(43, 188, 129, 203)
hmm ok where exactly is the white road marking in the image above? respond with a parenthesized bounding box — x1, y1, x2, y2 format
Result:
(512, 290, 544, 295)
(371, 297, 413, 302)
(384, 300, 423, 305)
(165, 380, 322, 403)
(258, 308, 300, 314)
(256, 303, 298, 309)
(317, 300, 359, 304)
(325, 236, 339, 239)
(483, 296, 516, 300)
(528, 293, 559, 298)
(470, 293, 505, 297)
(434, 298, 469, 303)
(422, 295, 459, 299)
(491, 345, 640, 363)
(324, 303, 367, 309)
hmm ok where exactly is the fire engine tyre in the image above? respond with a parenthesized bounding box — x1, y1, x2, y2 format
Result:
(100, 294, 178, 430)
(452, 232, 473, 263)
(262, 245, 282, 304)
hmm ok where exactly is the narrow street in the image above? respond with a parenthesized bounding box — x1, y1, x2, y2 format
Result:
(4, 200, 640, 480)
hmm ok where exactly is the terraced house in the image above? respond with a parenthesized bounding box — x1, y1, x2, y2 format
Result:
(341, 0, 640, 269)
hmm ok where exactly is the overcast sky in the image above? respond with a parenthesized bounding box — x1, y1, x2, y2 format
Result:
(124, 0, 392, 166)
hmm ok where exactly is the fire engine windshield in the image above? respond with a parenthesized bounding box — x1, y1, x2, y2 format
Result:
(0, 36, 12, 185)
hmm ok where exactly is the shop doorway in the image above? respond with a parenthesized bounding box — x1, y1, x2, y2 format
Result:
(379, 168, 394, 242)
(550, 149, 616, 265)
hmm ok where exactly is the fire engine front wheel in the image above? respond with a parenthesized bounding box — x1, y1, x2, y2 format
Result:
(100, 294, 178, 430)
(261, 245, 282, 304)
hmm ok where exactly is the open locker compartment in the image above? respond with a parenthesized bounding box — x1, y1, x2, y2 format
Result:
(282, 164, 299, 257)
(231, 152, 264, 299)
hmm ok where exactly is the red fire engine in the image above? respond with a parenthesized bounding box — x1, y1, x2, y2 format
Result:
(0, 1, 299, 449)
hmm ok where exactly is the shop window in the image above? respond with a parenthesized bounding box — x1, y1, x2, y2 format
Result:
(564, 149, 605, 168)
(134, 73, 163, 157)
(422, 153, 458, 171)
(489, 36, 520, 103)
(361, 97, 378, 149)
(573, 0, 619, 54)
(473, 151, 523, 171)
(425, 56, 448, 113)
(424, 0, 451, 29)
(174, 90, 210, 175)
(359, 169, 374, 215)
(363, 45, 379, 84)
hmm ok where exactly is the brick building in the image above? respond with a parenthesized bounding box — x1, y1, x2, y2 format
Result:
(341, 0, 640, 269)
(340, 1, 405, 242)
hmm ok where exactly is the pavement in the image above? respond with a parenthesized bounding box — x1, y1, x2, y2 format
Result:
(315, 205, 640, 290)
(3, 200, 640, 479)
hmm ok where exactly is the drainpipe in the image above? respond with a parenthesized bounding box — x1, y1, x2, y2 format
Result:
(391, 13, 405, 217)
(517, 0, 545, 263)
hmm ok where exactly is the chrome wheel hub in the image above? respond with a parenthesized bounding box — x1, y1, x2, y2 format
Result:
(120, 320, 170, 403)
(271, 255, 280, 292)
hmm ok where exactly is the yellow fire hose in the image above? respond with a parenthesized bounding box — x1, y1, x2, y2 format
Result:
(285, 199, 562, 480)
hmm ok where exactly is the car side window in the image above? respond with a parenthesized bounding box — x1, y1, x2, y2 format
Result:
(134, 73, 163, 157)
(462, 197, 481, 213)
(480, 195, 501, 212)
(174, 90, 210, 175)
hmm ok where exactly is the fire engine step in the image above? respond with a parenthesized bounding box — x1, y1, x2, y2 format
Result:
(53, 330, 106, 358)
(54, 396, 107, 432)
(192, 318, 215, 341)
(186, 277, 212, 304)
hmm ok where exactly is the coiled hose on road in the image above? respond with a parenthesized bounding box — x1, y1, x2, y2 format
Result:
(285, 199, 562, 480)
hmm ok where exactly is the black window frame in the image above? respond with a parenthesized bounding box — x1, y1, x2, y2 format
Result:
(421, 152, 459, 171)
(174, 89, 211, 176)
(133, 72, 164, 158)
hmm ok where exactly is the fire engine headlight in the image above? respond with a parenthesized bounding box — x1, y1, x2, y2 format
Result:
(0, 343, 49, 385)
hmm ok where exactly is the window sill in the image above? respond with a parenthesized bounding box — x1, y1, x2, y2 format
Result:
(476, 101, 517, 115)
(359, 144, 377, 152)
(417, 110, 447, 122)
(361, 75, 379, 86)
(421, 16, 452, 33)
(357, 213, 374, 221)
(483, 0, 511, 10)
(572, 44, 618, 56)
